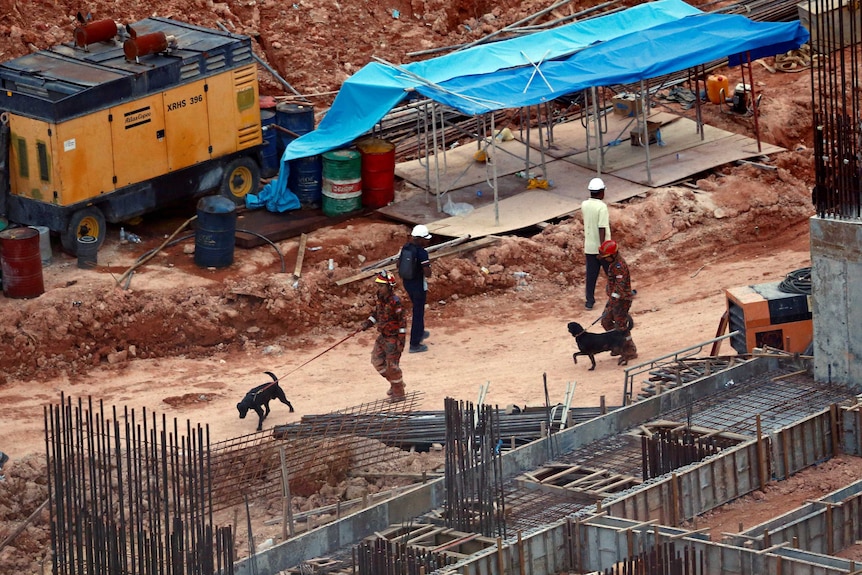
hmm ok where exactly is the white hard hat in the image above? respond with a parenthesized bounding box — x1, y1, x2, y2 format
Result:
(588, 177, 606, 192)
(411, 224, 432, 239)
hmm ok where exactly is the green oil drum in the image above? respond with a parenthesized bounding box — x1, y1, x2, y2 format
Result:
(321, 149, 362, 217)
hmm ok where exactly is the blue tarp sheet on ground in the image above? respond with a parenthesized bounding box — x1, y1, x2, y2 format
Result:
(257, 0, 808, 207)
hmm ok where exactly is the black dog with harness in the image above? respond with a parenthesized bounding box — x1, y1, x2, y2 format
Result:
(567, 318, 633, 370)
(237, 371, 295, 431)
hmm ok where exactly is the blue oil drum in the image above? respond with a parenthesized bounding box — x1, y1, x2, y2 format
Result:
(288, 155, 323, 207)
(260, 109, 279, 178)
(275, 103, 314, 159)
(195, 196, 237, 269)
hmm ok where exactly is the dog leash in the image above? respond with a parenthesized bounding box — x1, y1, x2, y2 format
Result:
(589, 312, 607, 328)
(277, 329, 361, 379)
(251, 372, 279, 398)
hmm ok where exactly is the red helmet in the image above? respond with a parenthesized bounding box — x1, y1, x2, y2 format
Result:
(599, 240, 618, 257)
(374, 270, 396, 286)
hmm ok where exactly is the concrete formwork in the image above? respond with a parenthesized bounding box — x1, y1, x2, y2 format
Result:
(728, 480, 862, 557)
(235, 356, 858, 575)
(810, 217, 862, 386)
(840, 402, 862, 456)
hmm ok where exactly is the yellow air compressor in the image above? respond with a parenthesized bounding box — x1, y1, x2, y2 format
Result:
(725, 279, 813, 354)
(0, 17, 263, 253)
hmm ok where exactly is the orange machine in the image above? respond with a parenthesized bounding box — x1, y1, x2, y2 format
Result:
(0, 17, 262, 254)
(725, 282, 813, 354)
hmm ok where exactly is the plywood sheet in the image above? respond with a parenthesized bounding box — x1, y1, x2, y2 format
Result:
(424, 190, 583, 238)
(394, 137, 532, 191)
(561, 117, 732, 173)
(380, 159, 651, 231)
(531, 111, 680, 158)
(611, 133, 784, 187)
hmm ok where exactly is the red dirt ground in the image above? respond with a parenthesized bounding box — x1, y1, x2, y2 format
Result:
(0, 0, 852, 572)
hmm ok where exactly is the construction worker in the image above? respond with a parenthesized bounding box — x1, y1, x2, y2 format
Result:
(361, 270, 408, 401)
(582, 177, 611, 310)
(598, 240, 638, 364)
(399, 224, 433, 353)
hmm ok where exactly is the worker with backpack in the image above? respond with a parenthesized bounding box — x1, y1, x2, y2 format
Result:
(398, 224, 433, 353)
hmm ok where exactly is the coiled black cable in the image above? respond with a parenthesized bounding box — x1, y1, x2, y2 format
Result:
(778, 267, 811, 295)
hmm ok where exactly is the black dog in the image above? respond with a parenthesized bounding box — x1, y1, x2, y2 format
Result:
(237, 371, 295, 431)
(567, 320, 632, 370)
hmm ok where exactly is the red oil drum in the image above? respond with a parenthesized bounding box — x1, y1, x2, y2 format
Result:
(123, 32, 168, 60)
(0, 227, 44, 299)
(74, 19, 118, 48)
(357, 138, 396, 209)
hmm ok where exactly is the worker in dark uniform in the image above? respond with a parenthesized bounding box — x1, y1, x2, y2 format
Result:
(599, 240, 638, 364)
(361, 270, 408, 401)
(400, 224, 433, 353)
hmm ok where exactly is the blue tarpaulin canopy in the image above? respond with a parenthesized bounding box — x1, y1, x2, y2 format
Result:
(258, 0, 808, 206)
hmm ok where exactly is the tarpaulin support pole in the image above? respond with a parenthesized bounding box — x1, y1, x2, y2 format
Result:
(490, 113, 500, 225)
(423, 101, 432, 205)
(524, 106, 532, 180)
(432, 103, 442, 212)
(693, 65, 705, 140)
(581, 89, 593, 167)
(536, 105, 549, 182)
(743, 51, 763, 154)
(639, 79, 653, 185)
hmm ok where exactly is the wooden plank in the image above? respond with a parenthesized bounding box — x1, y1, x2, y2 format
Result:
(515, 481, 601, 504)
(360, 235, 474, 272)
(293, 233, 308, 278)
(234, 207, 369, 248)
(611, 133, 785, 187)
(426, 190, 582, 239)
(562, 118, 734, 174)
(406, 527, 448, 546)
(334, 236, 500, 286)
(600, 476, 642, 493)
(562, 468, 609, 488)
(540, 464, 585, 485)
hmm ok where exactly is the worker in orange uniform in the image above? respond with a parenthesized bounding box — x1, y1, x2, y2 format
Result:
(598, 240, 638, 364)
(361, 270, 408, 401)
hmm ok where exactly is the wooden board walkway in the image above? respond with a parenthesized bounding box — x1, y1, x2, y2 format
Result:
(232, 111, 783, 244)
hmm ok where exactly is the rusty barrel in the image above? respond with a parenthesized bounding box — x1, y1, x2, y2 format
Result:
(74, 19, 118, 48)
(123, 32, 168, 60)
(0, 226, 44, 299)
(357, 138, 395, 209)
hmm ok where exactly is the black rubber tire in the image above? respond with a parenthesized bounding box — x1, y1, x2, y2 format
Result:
(61, 206, 106, 255)
(219, 156, 260, 206)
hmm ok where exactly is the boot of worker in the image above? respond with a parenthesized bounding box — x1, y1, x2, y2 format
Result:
(389, 382, 407, 402)
(387, 380, 407, 396)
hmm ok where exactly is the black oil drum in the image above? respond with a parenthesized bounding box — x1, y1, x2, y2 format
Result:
(195, 196, 237, 269)
(288, 154, 323, 207)
(275, 103, 314, 159)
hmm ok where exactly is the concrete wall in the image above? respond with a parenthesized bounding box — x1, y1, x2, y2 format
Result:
(810, 216, 862, 387)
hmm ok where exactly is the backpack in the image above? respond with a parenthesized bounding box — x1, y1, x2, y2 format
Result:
(398, 243, 418, 280)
